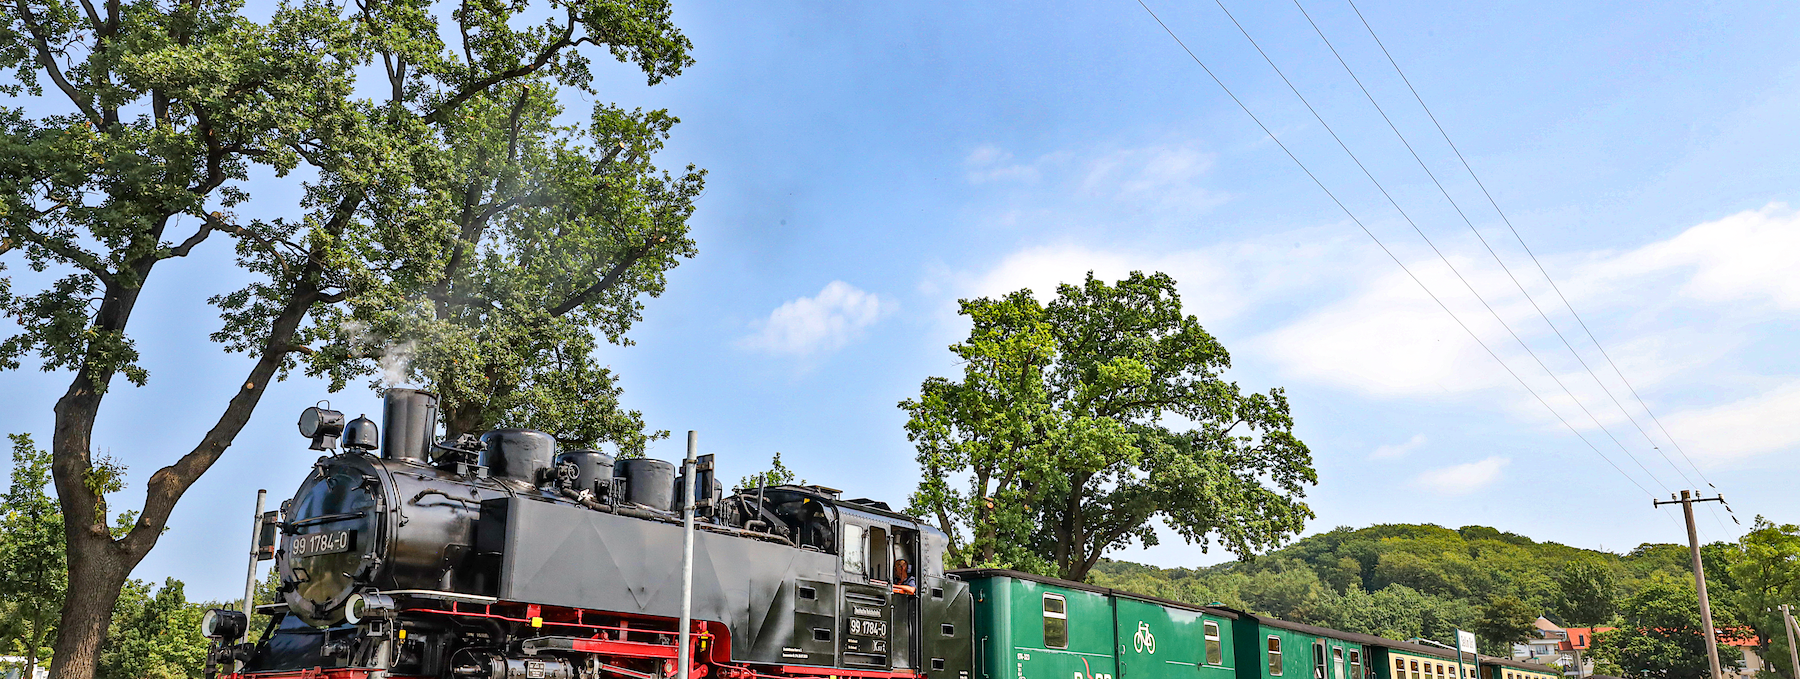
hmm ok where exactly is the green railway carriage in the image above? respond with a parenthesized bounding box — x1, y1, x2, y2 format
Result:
(1473, 656, 1559, 679)
(1229, 614, 1368, 679)
(947, 568, 1560, 679)
(955, 570, 1239, 679)
(1362, 638, 1476, 679)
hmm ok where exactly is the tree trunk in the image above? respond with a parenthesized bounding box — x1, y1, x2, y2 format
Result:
(48, 531, 131, 679)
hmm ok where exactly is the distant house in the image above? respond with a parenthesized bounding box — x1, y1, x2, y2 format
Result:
(0, 657, 48, 679)
(1513, 617, 1574, 669)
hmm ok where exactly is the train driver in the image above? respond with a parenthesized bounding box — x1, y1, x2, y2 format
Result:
(893, 558, 917, 595)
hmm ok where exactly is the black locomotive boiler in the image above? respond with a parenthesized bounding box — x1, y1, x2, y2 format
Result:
(204, 389, 972, 679)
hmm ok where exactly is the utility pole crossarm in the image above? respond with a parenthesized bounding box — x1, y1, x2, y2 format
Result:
(1653, 490, 1727, 679)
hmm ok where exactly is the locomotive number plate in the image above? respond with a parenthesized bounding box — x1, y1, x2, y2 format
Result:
(291, 530, 355, 558)
(850, 619, 888, 637)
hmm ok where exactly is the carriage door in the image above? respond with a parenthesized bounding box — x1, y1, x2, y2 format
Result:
(1312, 642, 1327, 679)
(891, 528, 919, 670)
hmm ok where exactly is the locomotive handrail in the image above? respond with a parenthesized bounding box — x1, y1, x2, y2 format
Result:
(288, 511, 366, 528)
(411, 489, 483, 506)
(372, 589, 499, 604)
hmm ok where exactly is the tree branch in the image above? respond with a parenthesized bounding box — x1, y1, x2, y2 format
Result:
(14, 0, 102, 126)
(547, 240, 664, 317)
(427, 8, 582, 121)
(4, 226, 114, 285)
(165, 217, 213, 258)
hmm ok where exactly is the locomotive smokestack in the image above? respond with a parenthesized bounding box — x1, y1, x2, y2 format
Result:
(381, 388, 439, 463)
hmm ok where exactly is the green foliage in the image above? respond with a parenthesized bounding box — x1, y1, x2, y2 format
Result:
(1087, 522, 1720, 652)
(1727, 518, 1800, 678)
(901, 272, 1316, 580)
(97, 579, 208, 679)
(1473, 595, 1538, 653)
(0, 434, 64, 672)
(1558, 559, 1621, 627)
(1591, 573, 1740, 679)
(737, 452, 802, 491)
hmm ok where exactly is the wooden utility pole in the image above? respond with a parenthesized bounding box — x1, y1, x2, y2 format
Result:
(1654, 490, 1727, 679)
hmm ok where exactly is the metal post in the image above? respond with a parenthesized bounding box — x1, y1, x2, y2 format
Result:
(1782, 605, 1799, 679)
(1655, 491, 1724, 679)
(241, 489, 266, 639)
(677, 432, 698, 679)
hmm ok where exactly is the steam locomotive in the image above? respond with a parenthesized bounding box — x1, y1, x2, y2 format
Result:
(203, 389, 972, 679)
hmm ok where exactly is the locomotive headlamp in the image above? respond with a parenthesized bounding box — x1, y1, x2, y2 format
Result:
(343, 592, 395, 624)
(200, 608, 248, 640)
(298, 404, 346, 450)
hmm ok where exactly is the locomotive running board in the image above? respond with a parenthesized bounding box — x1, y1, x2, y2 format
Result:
(521, 636, 680, 659)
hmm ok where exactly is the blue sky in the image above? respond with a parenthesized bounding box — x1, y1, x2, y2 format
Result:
(7, 0, 1800, 600)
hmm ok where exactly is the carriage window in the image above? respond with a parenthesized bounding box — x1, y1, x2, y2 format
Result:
(1410, 660, 1420, 679)
(1332, 648, 1344, 679)
(842, 524, 866, 576)
(1348, 650, 1360, 679)
(1042, 593, 1068, 649)
(1204, 621, 1223, 665)
(1267, 637, 1283, 676)
(1313, 643, 1327, 679)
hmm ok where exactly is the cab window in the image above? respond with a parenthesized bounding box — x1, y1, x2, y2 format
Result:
(1042, 593, 1068, 649)
(1203, 621, 1223, 665)
(1267, 637, 1283, 676)
(842, 524, 866, 576)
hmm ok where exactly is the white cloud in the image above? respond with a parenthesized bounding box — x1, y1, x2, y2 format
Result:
(964, 145, 1040, 184)
(1371, 433, 1427, 460)
(1414, 456, 1511, 494)
(1581, 203, 1800, 310)
(1661, 380, 1800, 466)
(962, 141, 1225, 215)
(739, 281, 886, 356)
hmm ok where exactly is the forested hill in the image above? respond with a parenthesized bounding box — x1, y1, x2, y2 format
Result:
(1085, 524, 1706, 655)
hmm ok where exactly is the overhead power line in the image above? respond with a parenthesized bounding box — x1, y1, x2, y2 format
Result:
(1205, 0, 1678, 496)
(1131, 0, 1662, 501)
(1339, 0, 1721, 494)
(1289, 0, 1702, 492)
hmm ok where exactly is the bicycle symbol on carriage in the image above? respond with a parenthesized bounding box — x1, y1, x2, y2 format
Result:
(1134, 621, 1156, 654)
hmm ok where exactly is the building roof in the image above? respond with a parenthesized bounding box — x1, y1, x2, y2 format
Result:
(1559, 627, 1611, 651)
(1533, 617, 1563, 633)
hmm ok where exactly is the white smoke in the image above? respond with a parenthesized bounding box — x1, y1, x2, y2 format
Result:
(379, 339, 418, 387)
(338, 319, 418, 387)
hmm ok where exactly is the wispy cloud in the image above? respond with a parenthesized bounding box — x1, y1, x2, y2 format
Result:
(739, 281, 886, 357)
(1415, 456, 1511, 494)
(1372, 434, 1427, 460)
(1662, 380, 1800, 466)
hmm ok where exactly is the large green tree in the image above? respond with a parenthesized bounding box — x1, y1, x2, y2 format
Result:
(0, 1, 699, 677)
(1471, 595, 1538, 656)
(1592, 573, 1739, 679)
(1556, 558, 1620, 627)
(901, 272, 1316, 580)
(0, 434, 65, 678)
(95, 578, 206, 679)
(1727, 518, 1800, 678)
